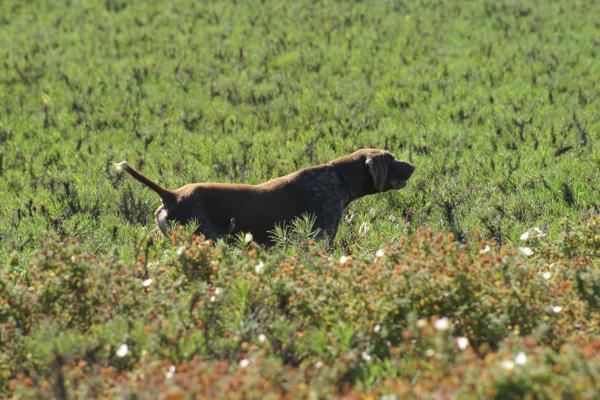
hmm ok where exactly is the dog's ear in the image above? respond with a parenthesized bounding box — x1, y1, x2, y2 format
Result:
(366, 155, 388, 191)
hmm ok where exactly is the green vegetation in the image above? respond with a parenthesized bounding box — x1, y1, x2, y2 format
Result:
(2, 217, 600, 397)
(1, 0, 598, 397)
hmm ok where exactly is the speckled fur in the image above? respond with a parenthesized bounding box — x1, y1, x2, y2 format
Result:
(299, 166, 350, 242)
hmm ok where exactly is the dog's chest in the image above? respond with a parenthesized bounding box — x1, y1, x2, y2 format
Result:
(297, 169, 350, 213)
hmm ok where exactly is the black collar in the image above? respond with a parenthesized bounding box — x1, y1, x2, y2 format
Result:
(328, 162, 355, 199)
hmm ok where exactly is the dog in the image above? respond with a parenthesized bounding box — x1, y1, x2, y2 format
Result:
(115, 148, 415, 245)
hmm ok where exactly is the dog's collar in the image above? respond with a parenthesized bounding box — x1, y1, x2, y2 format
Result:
(328, 162, 355, 200)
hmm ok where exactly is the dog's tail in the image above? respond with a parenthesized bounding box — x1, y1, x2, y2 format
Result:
(114, 161, 176, 205)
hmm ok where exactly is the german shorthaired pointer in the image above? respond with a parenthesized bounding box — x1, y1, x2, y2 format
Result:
(115, 149, 415, 245)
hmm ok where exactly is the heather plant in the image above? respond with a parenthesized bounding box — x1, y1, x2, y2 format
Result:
(3, 215, 600, 397)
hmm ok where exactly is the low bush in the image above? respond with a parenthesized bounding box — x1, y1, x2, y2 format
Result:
(2, 214, 598, 397)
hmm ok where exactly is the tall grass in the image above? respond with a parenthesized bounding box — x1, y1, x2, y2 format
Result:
(1, 0, 599, 397)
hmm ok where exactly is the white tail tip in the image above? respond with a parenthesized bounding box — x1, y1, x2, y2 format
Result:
(114, 161, 129, 172)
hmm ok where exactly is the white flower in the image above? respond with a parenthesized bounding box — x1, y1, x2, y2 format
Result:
(479, 245, 491, 254)
(521, 228, 546, 241)
(434, 317, 449, 331)
(210, 288, 222, 303)
(542, 272, 552, 280)
(176, 246, 186, 256)
(116, 344, 128, 358)
(374, 324, 381, 333)
(359, 223, 370, 234)
(501, 360, 515, 370)
(551, 305, 563, 313)
(375, 248, 385, 258)
(258, 334, 267, 343)
(388, 215, 397, 223)
(142, 278, 153, 287)
(255, 261, 265, 274)
(381, 395, 398, 400)
(533, 227, 546, 238)
(244, 233, 253, 244)
(239, 359, 250, 368)
(315, 360, 324, 369)
(361, 351, 372, 363)
(456, 337, 469, 350)
(515, 352, 527, 365)
(165, 365, 176, 380)
(416, 319, 427, 328)
(519, 247, 534, 256)
(339, 255, 350, 265)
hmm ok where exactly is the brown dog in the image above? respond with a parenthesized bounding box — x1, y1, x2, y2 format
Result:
(115, 149, 415, 245)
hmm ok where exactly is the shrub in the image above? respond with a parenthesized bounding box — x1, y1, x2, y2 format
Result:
(3, 215, 600, 397)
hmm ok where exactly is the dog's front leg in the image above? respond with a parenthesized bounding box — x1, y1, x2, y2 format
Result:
(315, 206, 343, 249)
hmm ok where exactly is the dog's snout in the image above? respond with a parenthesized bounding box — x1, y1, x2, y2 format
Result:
(396, 161, 415, 179)
(407, 163, 415, 177)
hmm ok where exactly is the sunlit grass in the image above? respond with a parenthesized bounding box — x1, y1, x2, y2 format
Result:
(1, 0, 599, 397)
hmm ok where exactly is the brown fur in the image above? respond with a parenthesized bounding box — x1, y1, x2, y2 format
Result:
(115, 149, 415, 245)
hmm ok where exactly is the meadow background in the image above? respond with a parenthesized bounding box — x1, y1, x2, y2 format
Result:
(1, 0, 599, 398)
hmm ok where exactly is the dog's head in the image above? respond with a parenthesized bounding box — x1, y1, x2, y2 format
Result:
(362, 149, 415, 192)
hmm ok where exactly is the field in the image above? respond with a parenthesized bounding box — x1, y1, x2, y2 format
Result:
(1, 0, 599, 398)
